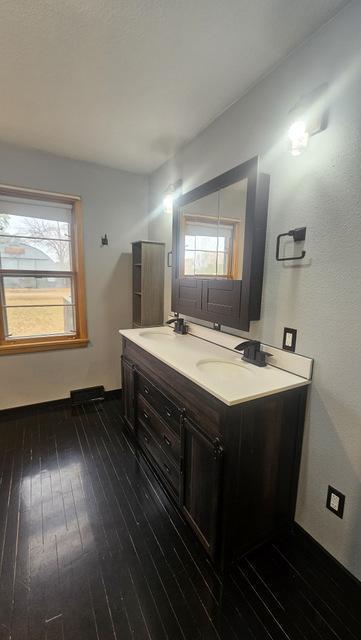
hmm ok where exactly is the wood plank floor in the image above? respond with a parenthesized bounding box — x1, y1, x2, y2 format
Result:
(0, 396, 359, 640)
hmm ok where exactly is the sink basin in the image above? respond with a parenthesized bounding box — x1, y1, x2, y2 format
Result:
(196, 358, 254, 383)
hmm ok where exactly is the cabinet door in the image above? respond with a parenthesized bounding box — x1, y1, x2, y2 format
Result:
(201, 279, 241, 325)
(121, 357, 135, 432)
(181, 418, 223, 560)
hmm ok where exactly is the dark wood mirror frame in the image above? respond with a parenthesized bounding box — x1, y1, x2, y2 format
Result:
(171, 156, 270, 331)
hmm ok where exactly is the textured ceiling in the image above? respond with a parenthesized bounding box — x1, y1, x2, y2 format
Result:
(0, 0, 348, 173)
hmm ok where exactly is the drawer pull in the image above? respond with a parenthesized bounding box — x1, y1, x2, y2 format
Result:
(165, 407, 172, 418)
(143, 434, 149, 444)
(144, 386, 150, 395)
(143, 411, 150, 421)
(163, 434, 171, 447)
(163, 463, 171, 474)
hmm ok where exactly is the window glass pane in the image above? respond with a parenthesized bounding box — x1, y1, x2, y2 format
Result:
(185, 235, 195, 250)
(2, 275, 75, 339)
(184, 251, 195, 275)
(2, 214, 70, 239)
(5, 305, 75, 338)
(0, 196, 72, 272)
(182, 218, 234, 276)
(217, 252, 228, 275)
(195, 251, 217, 275)
(185, 220, 218, 238)
(217, 236, 226, 252)
(0, 197, 71, 234)
(0, 236, 71, 271)
(195, 235, 218, 251)
(3, 276, 73, 306)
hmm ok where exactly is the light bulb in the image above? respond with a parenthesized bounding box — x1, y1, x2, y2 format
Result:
(288, 120, 309, 156)
(288, 120, 306, 139)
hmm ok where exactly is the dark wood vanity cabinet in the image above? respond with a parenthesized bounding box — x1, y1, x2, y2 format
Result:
(121, 338, 307, 567)
(121, 356, 135, 432)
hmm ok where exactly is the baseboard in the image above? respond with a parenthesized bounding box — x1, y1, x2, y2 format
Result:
(104, 389, 122, 400)
(293, 523, 361, 590)
(0, 388, 122, 416)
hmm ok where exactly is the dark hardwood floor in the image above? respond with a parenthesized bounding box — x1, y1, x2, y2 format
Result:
(0, 396, 360, 640)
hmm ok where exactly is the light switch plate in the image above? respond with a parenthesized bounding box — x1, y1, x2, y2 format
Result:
(326, 485, 345, 519)
(282, 327, 297, 352)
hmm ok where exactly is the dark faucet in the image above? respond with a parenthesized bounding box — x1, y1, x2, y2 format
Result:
(166, 317, 188, 335)
(234, 340, 272, 367)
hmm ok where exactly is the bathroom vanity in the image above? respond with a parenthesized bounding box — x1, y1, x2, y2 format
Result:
(120, 326, 311, 568)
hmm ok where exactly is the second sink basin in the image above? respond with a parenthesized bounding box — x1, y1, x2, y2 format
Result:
(196, 358, 254, 383)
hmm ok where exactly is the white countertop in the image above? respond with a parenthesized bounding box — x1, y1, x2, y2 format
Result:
(119, 326, 310, 406)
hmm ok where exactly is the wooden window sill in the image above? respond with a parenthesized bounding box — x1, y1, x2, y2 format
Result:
(0, 337, 89, 356)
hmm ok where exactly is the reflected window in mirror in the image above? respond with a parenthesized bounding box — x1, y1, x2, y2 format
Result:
(179, 178, 247, 280)
(183, 216, 237, 277)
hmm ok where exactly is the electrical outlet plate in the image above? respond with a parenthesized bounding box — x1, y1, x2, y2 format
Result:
(326, 485, 345, 519)
(282, 327, 297, 352)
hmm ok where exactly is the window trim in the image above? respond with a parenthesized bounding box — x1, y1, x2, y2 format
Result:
(0, 184, 88, 355)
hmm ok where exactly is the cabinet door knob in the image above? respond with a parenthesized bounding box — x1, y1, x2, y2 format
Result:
(163, 463, 170, 474)
(144, 434, 149, 444)
(143, 411, 149, 421)
(165, 407, 172, 418)
(144, 386, 150, 395)
(163, 434, 171, 447)
(213, 437, 224, 458)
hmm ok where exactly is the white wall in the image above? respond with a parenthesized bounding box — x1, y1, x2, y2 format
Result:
(149, 1, 361, 580)
(0, 142, 148, 409)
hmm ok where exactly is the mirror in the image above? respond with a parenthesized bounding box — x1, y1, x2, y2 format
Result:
(179, 178, 247, 280)
(172, 157, 269, 331)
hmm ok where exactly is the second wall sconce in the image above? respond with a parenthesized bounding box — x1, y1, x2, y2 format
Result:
(288, 84, 329, 156)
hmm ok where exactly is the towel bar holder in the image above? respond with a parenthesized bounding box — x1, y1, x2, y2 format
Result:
(276, 227, 306, 261)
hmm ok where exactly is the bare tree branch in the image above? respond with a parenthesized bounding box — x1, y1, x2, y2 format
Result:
(0, 213, 9, 232)
(21, 218, 70, 267)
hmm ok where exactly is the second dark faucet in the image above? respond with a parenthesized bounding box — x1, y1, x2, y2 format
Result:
(235, 340, 272, 367)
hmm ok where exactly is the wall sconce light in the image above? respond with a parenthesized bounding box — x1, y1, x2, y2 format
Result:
(288, 84, 328, 156)
(163, 179, 182, 214)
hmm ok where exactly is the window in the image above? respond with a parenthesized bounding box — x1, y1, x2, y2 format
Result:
(181, 215, 239, 278)
(0, 185, 88, 355)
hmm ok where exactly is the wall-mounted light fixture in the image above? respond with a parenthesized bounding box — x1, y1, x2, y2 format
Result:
(288, 84, 328, 156)
(163, 179, 183, 214)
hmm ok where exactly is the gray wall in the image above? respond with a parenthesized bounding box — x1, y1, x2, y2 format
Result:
(149, 1, 361, 580)
(0, 142, 148, 409)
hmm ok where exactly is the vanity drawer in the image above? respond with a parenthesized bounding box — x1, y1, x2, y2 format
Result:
(137, 420, 180, 496)
(137, 371, 182, 434)
(137, 394, 180, 463)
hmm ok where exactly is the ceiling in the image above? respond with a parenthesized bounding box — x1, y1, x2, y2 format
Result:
(0, 0, 348, 174)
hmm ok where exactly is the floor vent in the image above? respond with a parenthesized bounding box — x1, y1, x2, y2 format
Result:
(70, 385, 105, 405)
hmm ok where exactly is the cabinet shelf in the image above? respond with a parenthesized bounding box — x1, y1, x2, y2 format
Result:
(132, 241, 165, 328)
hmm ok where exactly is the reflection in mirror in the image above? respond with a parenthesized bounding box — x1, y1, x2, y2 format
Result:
(181, 191, 219, 277)
(179, 178, 247, 279)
